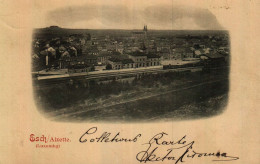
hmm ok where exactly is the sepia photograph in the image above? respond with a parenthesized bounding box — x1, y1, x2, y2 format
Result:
(31, 4, 230, 122)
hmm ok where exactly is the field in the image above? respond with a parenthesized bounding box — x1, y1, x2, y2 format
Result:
(34, 68, 229, 122)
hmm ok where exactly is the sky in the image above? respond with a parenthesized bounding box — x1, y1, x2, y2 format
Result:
(29, 0, 230, 30)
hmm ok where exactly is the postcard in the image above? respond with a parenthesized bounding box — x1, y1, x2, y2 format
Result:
(0, 0, 259, 163)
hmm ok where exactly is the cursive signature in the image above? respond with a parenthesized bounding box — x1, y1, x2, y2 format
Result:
(136, 132, 239, 163)
(79, 127, 141, 143)
(78, 128, 239, 163)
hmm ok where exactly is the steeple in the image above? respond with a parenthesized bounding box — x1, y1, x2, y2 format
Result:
(143, 25, 148, 32)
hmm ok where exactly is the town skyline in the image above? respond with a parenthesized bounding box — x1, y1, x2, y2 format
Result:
(35, 25, 228, 31)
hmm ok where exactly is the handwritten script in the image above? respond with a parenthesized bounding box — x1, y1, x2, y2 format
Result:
(79, 127, 239, 163)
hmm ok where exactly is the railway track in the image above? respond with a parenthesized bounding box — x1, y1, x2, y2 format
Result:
(33, 66, 203, 88)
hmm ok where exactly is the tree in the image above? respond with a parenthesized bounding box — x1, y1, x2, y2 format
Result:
(106, 64, 112, 70)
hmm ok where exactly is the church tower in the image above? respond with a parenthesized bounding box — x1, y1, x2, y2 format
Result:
(142, 25, 148, 53)
(143, 25, 148, 39)
(143, 25, 148, 35)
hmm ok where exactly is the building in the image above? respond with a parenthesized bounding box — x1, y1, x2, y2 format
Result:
(97, 52, 111, 64)
(68, 64, 91, 73)
(107, 51, 160, 70)
(58, 55, 97, 69)
(128, 51, 147, 68)
(128, 51, 161, 67)
(146, 54, 161, 67)
(122, 59, 135, 69)
(108, 58, 135, 70)
(173, 48, 185, 60)
(200, 52, 226, 67)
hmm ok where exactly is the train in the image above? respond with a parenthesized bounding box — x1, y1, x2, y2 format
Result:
(163, 61, 204, 69)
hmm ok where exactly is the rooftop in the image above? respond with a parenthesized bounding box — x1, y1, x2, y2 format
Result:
(146, 54, 160, 58)
(70, 55, 97, 60)
(122, 59, 134, 64)
(204, 53, 224, 59)
(108, 58, 121, 62)
(108, 58, 134, 64)
(129, 51, 147, 57)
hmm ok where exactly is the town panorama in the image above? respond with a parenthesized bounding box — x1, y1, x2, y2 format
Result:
(32, 26, 230, 122)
